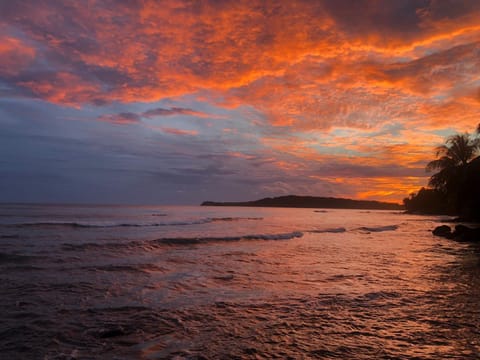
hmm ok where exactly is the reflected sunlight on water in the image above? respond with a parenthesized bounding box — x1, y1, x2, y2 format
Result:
(0, 205, 479, 359)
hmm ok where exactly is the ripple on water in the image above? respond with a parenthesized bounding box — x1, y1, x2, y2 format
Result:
(2, 289, 475, 360)
(2, 207, 480, 359)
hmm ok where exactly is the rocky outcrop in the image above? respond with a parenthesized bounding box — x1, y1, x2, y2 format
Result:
(432, 225, 480, 242)
(432, 225, 453, 238)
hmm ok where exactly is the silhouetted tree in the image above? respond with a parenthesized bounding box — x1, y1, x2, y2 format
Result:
(426, 132, 480, 212)
(403, 187, 448, 214)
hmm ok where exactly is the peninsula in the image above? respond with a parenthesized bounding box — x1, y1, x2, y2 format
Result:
(201, 195, 403, 210)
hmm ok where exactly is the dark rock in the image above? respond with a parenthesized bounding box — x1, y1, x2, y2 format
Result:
(432, 225, 452, 238)
(454, 225, 470, 236)
(433, 224, 480, 242)
(244, 347, 258, 355)
(452, 225, 480, 242)
(99, 326, 128, 338)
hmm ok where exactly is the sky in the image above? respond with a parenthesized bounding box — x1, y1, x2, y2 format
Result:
(0, 0, 479, 205)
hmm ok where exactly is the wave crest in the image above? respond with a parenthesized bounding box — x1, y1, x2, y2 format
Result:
(155, 231, 303, 245)
(308, 227, 346, 234)
(357, 225, 399, 232)
(62, 231, 303, 251)
(1, 216, 263, 229)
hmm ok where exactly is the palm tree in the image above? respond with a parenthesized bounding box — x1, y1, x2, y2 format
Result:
(426, 132, 480, 211)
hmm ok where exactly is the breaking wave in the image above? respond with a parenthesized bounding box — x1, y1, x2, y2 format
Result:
(155, 231, 303, 245)
(308, 227, 346, 234)
(306, 225, 398, 234)
(0, 217, 264, 229)
(210, 217, 263, 222)
(357, 225, 399, 232)
(62, 231, 304, 251)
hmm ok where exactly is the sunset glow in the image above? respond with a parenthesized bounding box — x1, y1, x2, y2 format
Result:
(1, 0, 479, 204)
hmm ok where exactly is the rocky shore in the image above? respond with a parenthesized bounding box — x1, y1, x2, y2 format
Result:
(432, 224, 480, 242)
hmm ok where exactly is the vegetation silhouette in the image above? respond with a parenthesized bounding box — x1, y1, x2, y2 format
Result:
(404, 125, 480, 220)
(202, 195, 403, 210)
(403, 187, 448, 215)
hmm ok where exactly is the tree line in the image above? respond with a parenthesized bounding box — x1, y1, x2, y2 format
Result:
(404, 125, 480, 220)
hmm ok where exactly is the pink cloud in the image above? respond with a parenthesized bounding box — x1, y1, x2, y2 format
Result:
(0, 36, 35, 76)
(2, 1, 480, 202)
(142, 107, 217, 119)
(97, 112, 141, 125)
(157, 127, 198, 136)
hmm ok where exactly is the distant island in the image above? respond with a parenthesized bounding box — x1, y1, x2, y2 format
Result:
(201, 195, 403, 210)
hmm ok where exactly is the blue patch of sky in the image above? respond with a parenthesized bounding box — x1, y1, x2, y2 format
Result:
(431, 127, 466, 138)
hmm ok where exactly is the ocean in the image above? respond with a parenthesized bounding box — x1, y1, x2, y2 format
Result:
(0, 204, 479, 359)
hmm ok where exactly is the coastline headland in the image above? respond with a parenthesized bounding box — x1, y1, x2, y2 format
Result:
(201, 195, 403, 210)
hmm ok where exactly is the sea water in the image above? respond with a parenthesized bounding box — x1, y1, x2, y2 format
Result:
(0, 204, 479, 359)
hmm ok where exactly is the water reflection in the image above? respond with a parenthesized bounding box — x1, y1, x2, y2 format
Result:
(1, 206, 480, 358)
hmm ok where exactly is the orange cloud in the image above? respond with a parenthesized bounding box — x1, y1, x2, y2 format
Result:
(1, 1, 480, 202)
(155, 126, 198, 136)
(18, 72, 101, 107)
(2, 1, 479, 112)
(0, 36, 35, 76)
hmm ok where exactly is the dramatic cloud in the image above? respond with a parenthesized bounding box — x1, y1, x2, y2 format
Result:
(1, 0, 479, 203)
(0, 36, 35, 76)
(98, 112, 141, 125)
(142, 107, 212, 118)
(156, 127, 198, 136)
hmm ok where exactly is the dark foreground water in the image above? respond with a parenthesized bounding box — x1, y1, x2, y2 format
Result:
(1, 204, 479, 359)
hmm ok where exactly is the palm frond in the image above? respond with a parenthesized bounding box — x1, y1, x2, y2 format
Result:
(426, 156, 455, 172)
